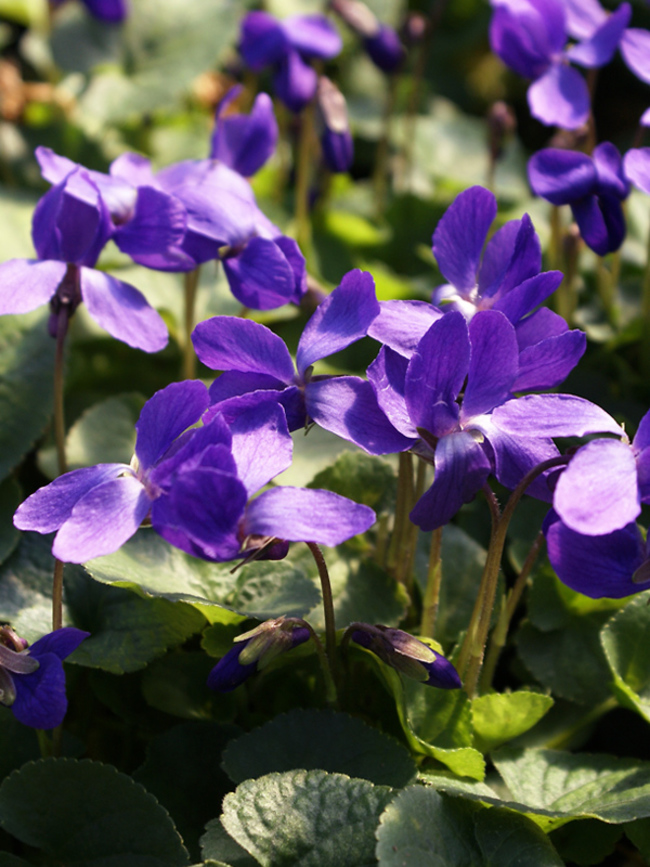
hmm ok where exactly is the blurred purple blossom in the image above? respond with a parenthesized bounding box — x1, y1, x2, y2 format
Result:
(210, 87, 279, 177)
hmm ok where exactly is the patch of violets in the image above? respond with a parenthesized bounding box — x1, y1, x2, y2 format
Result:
(239, 12, 342, 113)
(0, 625, 88, 729)
(529, 143, 630, 256)
(30, 142, 307, 314)
(14, 381, 376, 564)
(489, 0, 631, 129)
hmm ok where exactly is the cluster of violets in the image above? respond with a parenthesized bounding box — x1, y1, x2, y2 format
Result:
(5, 1, 650, 726)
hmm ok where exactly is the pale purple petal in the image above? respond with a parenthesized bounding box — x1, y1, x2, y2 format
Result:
(192, 316, 295, 382)
(80, 268, 168, 352)
(14, 464, 127, 533)
(621, 28, 650, 85)
(623, 148, 650, 196)
(491, 394, 624, 437)
(554, 438, 639, 535)
(462, 310, 518, 419)
(528, 148, 596, 204)
(223, 238, 298, 310)
(0, 259, 65, 314)
(528, 63, 591, 129)
(296, 269, 379, 374)
(409, 432, 491, 531)
(642, 108, 650, 127)
(306, 377, 414, 454)
(211, 92, 278, 177)
(563, 0, 606, 40)
(493, 271, 563, 324)
(113, 186, 186, 259)
(110, 152, 156, 187)
(178, 187, 257, 249)
(281, 14, 342, 59)
(432, 186, 496, 292)
(513, 329, 586, 391)
(404, 312, 469, 436)
(53, 476, 150, 562)
(244, 487, 375, 546)
(367, 347, 418, 438)
(566, 3, 630, 68)
(545, 512, 649, 598)
(135, 380, 209, 470)
(367, 300, 442, 357)
(229, 401, 292, 496)
(476, 417, 559, 499)
(633, 409, 650, 454)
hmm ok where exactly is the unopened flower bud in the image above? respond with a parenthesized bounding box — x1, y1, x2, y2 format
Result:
(317, 77, 354, 173)
(487, 101, 516, 163)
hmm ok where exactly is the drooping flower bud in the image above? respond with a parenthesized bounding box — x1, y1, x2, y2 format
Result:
(316, 77, 353, 173)
(347, 623, 462, 688)
(207, 618, 311, 692)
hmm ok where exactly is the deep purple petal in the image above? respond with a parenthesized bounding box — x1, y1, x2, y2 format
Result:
(491, 394, 623, 437)
(207, 643, 258, 692)
(113, 186, 186, 259)
(297, 269, 379, 374)
(571, 194, 625, 255)
(223, 238, 299, 310)
(367, 347, 418, 438)
(512, 328, 586, 391)
(462, 310, 518, 419)
(193, 316, 294, 382)
(135, 380, 209, 470)
(545, 512, 649, 598)
(554, 438, 639, 535)
(177, 186, 257, 250)
(53, 476, 150, 563)
(211, 92, 278, 177)
(83, 0, 128, 23)
(367, 300, 442, 357)
(634, 409, 650, 454)
(489, 2, 557, 79)
(528, 63, 591, 130)
(230, 401, 292, 496)
(11, 654, 67, 729)
(273, 50, 317, 113)
(409, 432, 491, 531)
(364, 24, 404, 72)
(281, 14, 342, 59)
(274, 235, 307, 303)
(244, 487, 375, 546)
(515, 306, 569, 349)
(493, 271, 564, 324)
(14, 464, 128, 533)
(29, 627, 89, 661)
(477, 220, 522, 297)
(152, 469, 247, 560)
(432, 186, 497, 292)
(80, 267, 168, 352)
(482, 213, 542, 300)
(593, 142, 628, 199)
(477, 417, 559, 499)
(0, 258, 65, 314)
(624, 148, 650, 195)
(566, 3, 630, 68)
(321, 128, 354, 173)
(404, 312, 469, 436)
(306, 377, 414, 455)
(239, 11, 288, 69)
(621, 28, 650, 85)
(209, 371, 288, 404)
(528, 148, 596, 204)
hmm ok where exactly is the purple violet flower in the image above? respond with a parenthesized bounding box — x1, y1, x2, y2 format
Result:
(528, 143, 630, 255)
(544, 510, 650, 598)
(0, 625, 89, 729)
(239, 12, 342, 112)
(210, 87, 279, 177)
(371, 186, 586, 392)
(348, 624, 462, 688)
(0, 166, 168, 352)
(207, 618, 311, 692)
(316, 77, 354, 174)
(489, 0, 631, 128)
(624, 147, 650, 196)
(14, 381, 375, 563)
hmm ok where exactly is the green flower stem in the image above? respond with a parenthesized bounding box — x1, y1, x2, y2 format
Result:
(52, 558, 64, 631)
(295, 100, 316, 267)
(306, 542, 338, 679)
(37, 729, 52, 758)
(396, 453, 426, 592)
(596, 255, 616, 325)
(373, 73, 398, 219)
(374, 512, 390, 569)
(301, 621, 338, 707)
(183, 267, 201, 380)
(479, 530, 545, 693)
(420, 526, 443, 638)
(387, 451, 412, 576)
(53, 307, 69, 476)
(458, 456, 569, 697)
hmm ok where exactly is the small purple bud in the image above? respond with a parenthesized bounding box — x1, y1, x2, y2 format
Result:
(317, 77, 354, 173)
(348, 624, 462, 689)
(487, 101, 516, 163)
(207, 618, 311, 692)
(364, 24, 404, 73)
